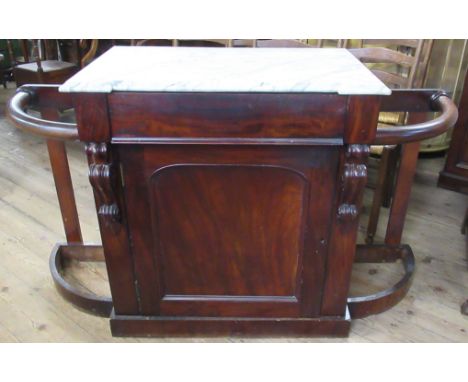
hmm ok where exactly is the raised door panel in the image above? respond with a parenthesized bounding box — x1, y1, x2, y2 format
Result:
(119, 145, 339, 318)
(152, 164, 306, 297)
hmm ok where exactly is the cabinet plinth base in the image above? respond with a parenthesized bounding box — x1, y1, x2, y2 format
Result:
(110, 309, 351, 338)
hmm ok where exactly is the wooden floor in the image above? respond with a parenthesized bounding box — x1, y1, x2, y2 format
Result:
(0, 84, 467, 342)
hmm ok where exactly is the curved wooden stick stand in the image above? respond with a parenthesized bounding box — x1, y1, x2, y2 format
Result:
(348, 244, 415, 318)
(7, 85, 458, 329)
(49, 244, 113, 317)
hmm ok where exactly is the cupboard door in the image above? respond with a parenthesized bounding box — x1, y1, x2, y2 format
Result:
(120, 145, 339, 317)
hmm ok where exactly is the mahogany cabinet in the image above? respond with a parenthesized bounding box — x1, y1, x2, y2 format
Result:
(438, 69, 468, 195)
(7, 47, 458, 337)
(82, 92, 378, 335)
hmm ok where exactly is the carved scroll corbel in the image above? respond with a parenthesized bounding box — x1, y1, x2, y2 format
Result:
(337, 144, 369, 222)
(85, 143, 121, 229)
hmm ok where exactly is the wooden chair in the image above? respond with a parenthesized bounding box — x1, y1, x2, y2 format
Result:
(315, 39, 347, 48)
(253, 39, 344, 48)
(131, 39, 233, 47)
(249, 38, 433, 244)
(1, 40, 28, 87)
(13, 40, 78, 86)
(132, 39, 311, 48)
(348, 39, 434, 244)
(78, 39, 99, 67)
(254, 39, 310, 48)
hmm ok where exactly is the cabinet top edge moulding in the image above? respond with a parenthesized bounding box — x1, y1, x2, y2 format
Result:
(58, 46, 391, 95)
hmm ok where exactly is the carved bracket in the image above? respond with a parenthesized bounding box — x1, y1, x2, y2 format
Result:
(86, 143, 121, 229)
(337, 144, 369, 222)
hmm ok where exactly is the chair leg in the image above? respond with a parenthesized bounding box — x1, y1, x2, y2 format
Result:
(366, 146, 392, 244)
(0, 69, 6, 88)
(381, 145, 400, 208)
(385, 142, 420, 245)
(41, 107, 83, 244)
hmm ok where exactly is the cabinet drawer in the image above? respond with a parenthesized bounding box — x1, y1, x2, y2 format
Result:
(109, 92, 346, 141)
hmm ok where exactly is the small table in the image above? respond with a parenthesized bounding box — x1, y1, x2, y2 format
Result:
(8, 47, 458, 337)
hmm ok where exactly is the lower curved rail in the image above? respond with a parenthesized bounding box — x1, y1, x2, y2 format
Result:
(49, 243, 113, 317)
(50, 242, 414, 320)
(348, 244, 415, 319)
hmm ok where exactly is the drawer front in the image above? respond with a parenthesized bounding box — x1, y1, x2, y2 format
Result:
(109, 92, 346, 141)
(119, 144, 340, 318)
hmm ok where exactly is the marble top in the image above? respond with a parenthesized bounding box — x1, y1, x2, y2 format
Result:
(59, 46, 391, 95)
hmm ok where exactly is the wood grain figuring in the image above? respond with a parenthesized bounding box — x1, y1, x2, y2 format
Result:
(151, 165, 306, 297)
(119, 145, 339, 318)
(109, 93, 346, 139)
(74, 93, 110, 142)
(345, 96, 381, 143)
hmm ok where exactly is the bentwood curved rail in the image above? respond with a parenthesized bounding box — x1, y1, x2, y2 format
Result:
(374, 90, 458, 145)
(7, 85, 78, 140)
(8, 85, 458, 144)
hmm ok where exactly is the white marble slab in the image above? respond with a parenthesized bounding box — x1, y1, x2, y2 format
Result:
(59, 46, 391, 95)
